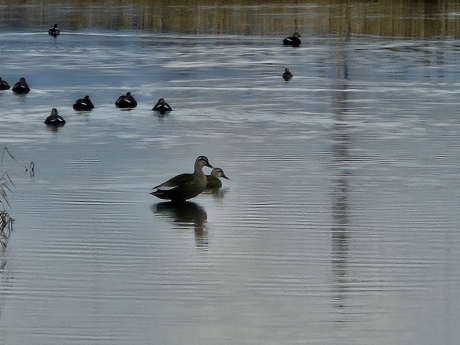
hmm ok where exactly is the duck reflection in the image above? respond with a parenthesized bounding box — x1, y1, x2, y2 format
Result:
(202, 187, 228, 199)
(153, 201, 208, 249)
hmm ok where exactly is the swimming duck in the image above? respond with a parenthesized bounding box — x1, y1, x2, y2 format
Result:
(73, 95, 95, 110)
(0, 77, 10, 90)
(44, 108, 66, 126)
(152, 98, 172, 113)
(282, 68, 293, 81)
(115, 92, 137, 108)
(206, 168, 229, 189)
(283, 32, 301, 47)
(48, 24, 60, 37)
(151, 156, 213, 202)
(12, 77, 30, 94)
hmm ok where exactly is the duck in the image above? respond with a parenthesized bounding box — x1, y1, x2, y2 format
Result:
(48, 24, 60, 37)
(73, 95, 95, 110)
(282, 68, 293, 81)
(44, 108, 66, 126)
(115, 92, 137, 108)
(151, 156, 213, 202)
(12, 77, 30, 94)
(0, 77, 10, 90)
(152, 98, 172, 113)
(206, 168, 230, 189)
(283, 32, 301, 47)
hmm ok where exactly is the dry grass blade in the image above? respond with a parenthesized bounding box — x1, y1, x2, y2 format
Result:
(0, 147, 18, 248)
(0, 172, 14, 209)
(1, 147, 17, 165)
(1, 210, 13, 236)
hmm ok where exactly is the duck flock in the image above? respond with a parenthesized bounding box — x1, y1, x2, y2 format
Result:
(1, 24, 301, 203)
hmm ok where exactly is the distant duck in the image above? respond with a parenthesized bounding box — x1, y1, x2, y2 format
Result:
(282, 68, 293, 81)
(206, 168, 229, 189)
(44, 108, 66, 126)
(12, 77, 30, 94)
(283, 32, 301, 47)
(73, 95, 95, 110)
(115, 92, 137, 108)
(151, 156, 213, 202)
(152, 98, 172, 113)
(0, 77, 10, 90)
(48, 24, 60, 37)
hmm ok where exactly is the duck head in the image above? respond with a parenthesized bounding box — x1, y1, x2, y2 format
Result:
(196, 156, 213, 169)
(211, 168, 229, 180)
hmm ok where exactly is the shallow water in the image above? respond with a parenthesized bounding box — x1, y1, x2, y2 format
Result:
(1, 2, 460, 345)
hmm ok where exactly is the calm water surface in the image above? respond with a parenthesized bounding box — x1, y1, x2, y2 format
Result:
(1, 7, 460, 345)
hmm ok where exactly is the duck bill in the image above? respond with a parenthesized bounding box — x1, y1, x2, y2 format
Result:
(222, 174, 230, 180)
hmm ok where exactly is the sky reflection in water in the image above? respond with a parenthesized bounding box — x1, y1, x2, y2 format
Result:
(0, 4, 460, 345)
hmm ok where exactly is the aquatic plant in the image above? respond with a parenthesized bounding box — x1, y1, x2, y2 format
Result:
(0, 147, 34, 248)
(0, 175, 14, 248)
(0, 148, 16, 248)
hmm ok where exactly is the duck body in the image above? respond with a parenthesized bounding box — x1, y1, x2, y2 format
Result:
(115, 92, 137, 108)
(206, 168, 229, 189)
(73, 95, 95, 110)
(152, 98, 172, 113)
(48, 24, 60, 37)
(283, 32, 301, 47)
(151, 156, 213, 202)
(44, 108, 66, 126)
(282, 68, 293, 81)
(0, 77, 10, 90)
(12, 77, 30, 94)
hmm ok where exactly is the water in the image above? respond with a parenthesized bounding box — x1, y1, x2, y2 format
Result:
(1, 2, 460, 345)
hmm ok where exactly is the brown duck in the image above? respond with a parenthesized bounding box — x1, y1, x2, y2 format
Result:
(206, 168, 229, 189)
(151, 156, 213, 202)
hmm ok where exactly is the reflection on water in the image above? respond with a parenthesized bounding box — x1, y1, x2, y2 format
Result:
(153, 202, 208, 249)
(202, 186, 228, 199)
(0, 2, 460, 345)
(330, 37, 351, 314)
(1, 0, 460, 38)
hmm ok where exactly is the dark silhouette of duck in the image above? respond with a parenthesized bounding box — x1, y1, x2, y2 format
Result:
(282, 68, 293, 81)
(151, 156, 213, 202)
(44, 108, 66, 126)
(0, 77, 10, 90)
(283, 32, 301, 47)
(73, 95, 95, 110)
(12, 77, 30, 94)
(115, 92, 137, 108)
(152, 98, 172, 113)
(206, 168, 229, 189)
(48, 24, 60, 37)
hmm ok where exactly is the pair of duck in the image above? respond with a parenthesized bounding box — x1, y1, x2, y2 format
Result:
(151, 156, 229, 202)
(49, 25, 301, 47)
(45, 96, 94, 125)
(0, 77, 30, 93)
(115, 92, 172, 113)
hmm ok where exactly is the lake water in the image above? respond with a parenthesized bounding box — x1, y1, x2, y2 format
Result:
(1, 1, 460, 345)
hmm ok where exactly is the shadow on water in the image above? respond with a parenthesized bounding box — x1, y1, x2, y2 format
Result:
(152, 201, 208, 249)
(152, 111, 170, 123)
(202, 187, 228, 199)
(330, 35, 351, 316)
(45, 124, 65, 133)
